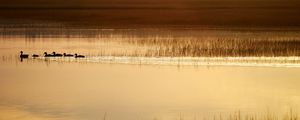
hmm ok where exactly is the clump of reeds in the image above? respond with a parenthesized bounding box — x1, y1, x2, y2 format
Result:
(123, 35, 300, 57)
(168, 109, 299, 120)
(2, 27, 300, 57)
(52, 28, 298, 57)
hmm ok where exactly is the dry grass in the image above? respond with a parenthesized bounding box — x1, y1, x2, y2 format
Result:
(123, 32, 300, 57)
(171, 109, 299, 120)
(1, 27, 300, 57)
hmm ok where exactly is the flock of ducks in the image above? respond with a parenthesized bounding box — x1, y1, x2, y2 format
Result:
(20, 51, 85, 59)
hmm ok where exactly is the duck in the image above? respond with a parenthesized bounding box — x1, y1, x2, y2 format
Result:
(63, 53, 74, 57)
(44, 52, 55, 57)
(32, 54, 39, 58)
(52, 52, 63, 57)
(75, 53, 85, 58)
(20, 51, 29, 58)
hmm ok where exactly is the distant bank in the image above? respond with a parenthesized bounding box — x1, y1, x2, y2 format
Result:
(0, 7, 300, 28)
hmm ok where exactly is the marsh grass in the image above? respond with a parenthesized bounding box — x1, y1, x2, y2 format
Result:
(1, 27, 300, 57)
(123, 33, 300, 57)
(170, 109, 299, 120)
(69, 28, 300, 57)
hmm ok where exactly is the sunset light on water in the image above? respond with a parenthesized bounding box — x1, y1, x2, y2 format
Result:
(0, 0, 300, 119)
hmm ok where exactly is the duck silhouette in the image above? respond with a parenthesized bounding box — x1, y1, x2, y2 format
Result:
(32, 54, 39, 58)
(44, 52, 55, 57)
(20, 51, 29, 58)
(63, 53, 74, 57)
(75, 53, 85, 58)
(52, 52, 63, 57)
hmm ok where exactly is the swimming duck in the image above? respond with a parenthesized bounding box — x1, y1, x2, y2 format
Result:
(63, 53, 74, 57)
(20, 51, 29, 58)
(44, 52, 55, 57)
(75, 53, 85, 58)
(52, 52, 63, 57)
(32, 54, 39, 58)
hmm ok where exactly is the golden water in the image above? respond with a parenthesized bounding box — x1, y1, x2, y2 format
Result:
(0, 28, 300, 120)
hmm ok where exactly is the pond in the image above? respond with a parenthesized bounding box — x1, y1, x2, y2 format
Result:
(0, 28, 300, 120)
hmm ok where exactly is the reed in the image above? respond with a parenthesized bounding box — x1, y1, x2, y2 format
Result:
(1, 27, 300, 57)
(172, 109, 299, 120)
(123, 34, 300, 57)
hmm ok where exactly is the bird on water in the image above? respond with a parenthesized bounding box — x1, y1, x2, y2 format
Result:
(32, 54, 39, 58)
(75, 53, 85, 58)
(44, 52, 55, 57)
(63, 53, 74, 57)
(52, 52, 63, 57)
(20, 51, 29, 58)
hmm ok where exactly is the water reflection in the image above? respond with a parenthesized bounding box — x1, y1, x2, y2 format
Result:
(0, 62, 300, 120)
(4, 54, 300, 68)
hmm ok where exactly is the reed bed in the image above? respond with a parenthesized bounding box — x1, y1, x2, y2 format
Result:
(1, 27, 300, 57)
(170, 109, 299, 120)
(122, 31, 300, 57)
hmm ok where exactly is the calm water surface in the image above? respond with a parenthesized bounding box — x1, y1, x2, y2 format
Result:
(0, 31, 300, 120)
(1, 60, 300, 120)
